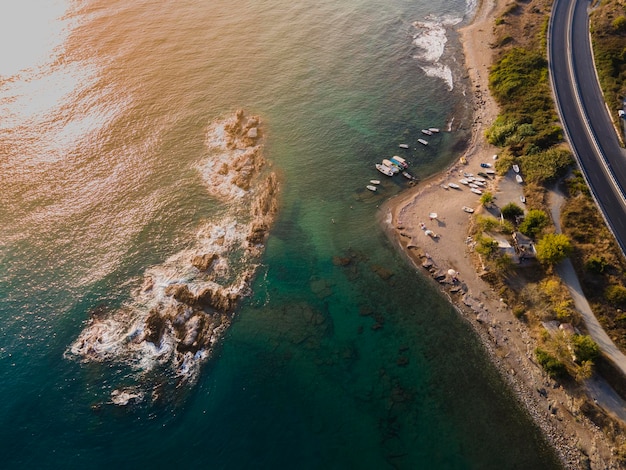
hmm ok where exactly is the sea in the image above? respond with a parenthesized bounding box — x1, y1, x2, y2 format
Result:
(0, 1, 562, 468)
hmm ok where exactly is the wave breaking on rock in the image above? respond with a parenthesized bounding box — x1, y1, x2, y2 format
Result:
(66, 110, 279, 405)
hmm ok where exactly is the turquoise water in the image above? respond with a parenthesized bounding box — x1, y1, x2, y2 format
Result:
(0, 0, 561, 468)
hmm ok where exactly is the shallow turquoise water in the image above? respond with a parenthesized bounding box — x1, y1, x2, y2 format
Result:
(0, 0, 560, 468)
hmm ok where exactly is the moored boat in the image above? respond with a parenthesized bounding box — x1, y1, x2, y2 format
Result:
(370, 179, 380, 185)
(421, 129, 433, 136)
(513, 164, 520, 173)
(366, 185, 377, 192)
(448, 182, 460, 189)
(417, 138, 428, 146)
(459, 179, 469, 185)
(402, 171, 417, 180)
(428, 127, 440, 133)
(390, 156, 408, 169)
(399, 144, 409, 149)
(462, 206, 474, 213)
(471, 188, 483, 195)
(515, 174, 523, 184)
(382, 159, 400, 173)
(376, 163, 394, 176)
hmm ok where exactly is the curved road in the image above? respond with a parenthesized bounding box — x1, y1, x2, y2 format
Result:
(549, 0, 626, 379)
(550, 0, 626, 253)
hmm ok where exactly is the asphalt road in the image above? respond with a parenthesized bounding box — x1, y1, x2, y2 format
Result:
(549, 0, 626, 253)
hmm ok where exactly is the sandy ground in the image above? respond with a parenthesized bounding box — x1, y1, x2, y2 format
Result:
(381, 1, 619, 468)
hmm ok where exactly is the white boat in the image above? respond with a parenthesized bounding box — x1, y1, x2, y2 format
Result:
(448, 183, 460, 189)
(421, 129, 433, 136)
(462, 206, 474, 213)
(417, 138, 428, 146)
(399, 144, 409, 149)
(366, 185, 377, 192)
(512, 164, 520, 173)
(441, 184, 449, 190)
(486, 169, 495, 175)
(520, 195, 526, 203)
(376, 163, 394, 176)
(471, 188, 483, 195)
(370, 179, 381, 185)
(463, 172, 473, 177)
(428, 128, 440, 133)
(469, 183, 479, 189)
(515, 174, 523, 184)
(382, 159, 400, 173)
(459, 179, 469, 185)
(402, 171, 416, 180)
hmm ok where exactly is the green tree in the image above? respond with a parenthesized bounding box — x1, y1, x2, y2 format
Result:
(518, 209, 549, 237)
(535, 348, 567, 379)
(501, 202, 524, 221)
(571, 335, 600, 363)
(536, 233, 572, 265)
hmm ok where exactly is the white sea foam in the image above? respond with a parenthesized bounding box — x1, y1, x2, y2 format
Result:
(411, 16, 461, 91)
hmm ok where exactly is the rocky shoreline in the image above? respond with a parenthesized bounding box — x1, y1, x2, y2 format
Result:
(380, 0, 620, 467)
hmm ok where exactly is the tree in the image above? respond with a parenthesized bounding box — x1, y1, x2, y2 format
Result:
(518, 209, 549, 237)
(571, 335, 600, 363)
(612, 16, 626, 33)
(501, 202, 524, 221)
(536, 233, 572, 265)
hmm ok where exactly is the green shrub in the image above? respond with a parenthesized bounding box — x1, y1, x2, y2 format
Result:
(584, 255, 607, 274)
(612, 16, 626, 33)
(521, 148, 572, 183)
(535, 348, 567, 378)
(605, 284, 626, 307)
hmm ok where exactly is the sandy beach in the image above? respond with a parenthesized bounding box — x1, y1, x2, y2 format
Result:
(381, 0, 619, 468)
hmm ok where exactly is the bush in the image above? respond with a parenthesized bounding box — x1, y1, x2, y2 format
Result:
(535, 348, 567, 378)
(605, 284, 626, 307)
(521, 148, 572, 183)
(584, 255, 607, 274)
(501, 202, 524, 221)
(612, 16, 626, 33)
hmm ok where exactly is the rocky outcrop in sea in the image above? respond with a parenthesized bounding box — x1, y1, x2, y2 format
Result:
(66, 110, 279, 405)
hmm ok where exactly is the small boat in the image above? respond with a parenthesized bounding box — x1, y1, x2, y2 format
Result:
(428, 128, 440, 133)
(459, 179, 469, 185)
(382, 159, 400, 173)
(441, 184, 449, 190)
(471, 188, 483, 195)
(474, 177, 486, 182)
(448, 183, 460, 189)
(366, 185, 377, 192)
(513, 164, 520, 173)
(418, 138, 428, 146)
(390, 156, 408, 169)
(402, 171, 417, 180)
(399, 144, 409, 149)
(462, 206, 474, 213)
(469, 183, 479, 189)
(515, 174, 523, 184)
(480, 162, 491, 168)
(370, 179, 381, 185)
(376, 163, 395, 176)
(421, 129, 433, 136)
(474, 181, 486, 187)
(486, 169, 495, 175)
(520, 195, 526, 203)
(463, 172, 474, 177)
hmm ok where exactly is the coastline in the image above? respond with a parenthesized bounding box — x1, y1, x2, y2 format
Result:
(381, 0, 617, 468)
